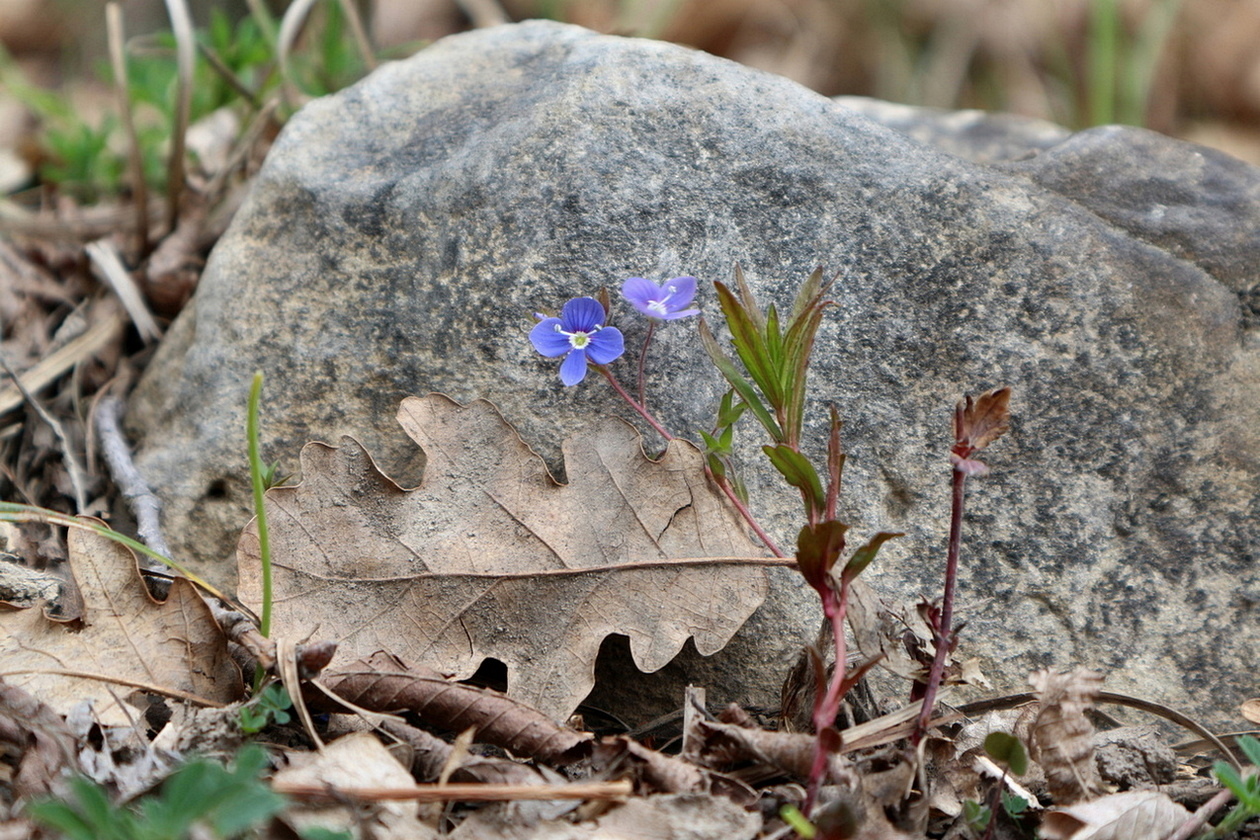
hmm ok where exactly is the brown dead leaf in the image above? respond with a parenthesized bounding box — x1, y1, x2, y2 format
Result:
(272, 731, 438, 840)
(238, 395, 772, 721)
(1029, 668, 1104, 806)
(310, 651, 590, 766)
(952, 386, 1012, 468)
(1039, 790, 1191, 840)
(0, 523, 242, 723)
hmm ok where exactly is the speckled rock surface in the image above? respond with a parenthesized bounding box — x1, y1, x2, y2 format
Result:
(128, 20, 1260, 727)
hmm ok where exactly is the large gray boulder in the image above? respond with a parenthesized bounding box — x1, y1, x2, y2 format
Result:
(128, 20, 1260, 728)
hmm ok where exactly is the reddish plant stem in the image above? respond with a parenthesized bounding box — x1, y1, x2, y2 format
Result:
(705, 464, 785, 558)
(804, 580, 850, 814)
(596, 366, 673, 441)
(914, 465, 967, 744)
(636, 320, 656, 408)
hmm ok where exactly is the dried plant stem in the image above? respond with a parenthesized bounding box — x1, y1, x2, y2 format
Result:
(105, 3, 150, 257)
(0, 355, 90, 512)
(1167, 786, 1234, 840)
(274, 779, 633, 803)
(95, 395, 169, 559)
(160, 0, 195, 231)
(914, 465, 967, 743)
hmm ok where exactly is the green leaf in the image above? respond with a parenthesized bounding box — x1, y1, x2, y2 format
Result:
(1237, 735, 1260, 768)
(763, 444, 826, 519)
(718, 424, 735, 450)
(713, 281, 781, 407)
(732, 263, 767, 333)
(788, 266, 829, 322)
(1001, 790, 1029, 817)
(984, 731, 1029, 776)
(841, 531, 902, 582)
(716, 390, 747, 428)
(962, 799, 991, 832)
(698, 430, 723, 453)
(698, 317, 783, 440)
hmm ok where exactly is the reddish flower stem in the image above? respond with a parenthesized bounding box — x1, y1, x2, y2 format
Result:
(705, 464, 785, 558)
(596, 366, 673, 441)
(636, 320, 657, 408)
(914, 465, 967, 744)
(804, 580, 850, 813)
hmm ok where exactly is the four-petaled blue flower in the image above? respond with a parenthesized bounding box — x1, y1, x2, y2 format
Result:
(621, 276, 700, 321)
(531, 297, 625, 386)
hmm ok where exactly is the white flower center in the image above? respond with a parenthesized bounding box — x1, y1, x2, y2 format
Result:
(647, 285, 677, 316)
(554, 322, 601, 349)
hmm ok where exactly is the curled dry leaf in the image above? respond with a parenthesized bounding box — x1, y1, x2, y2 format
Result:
(1029, 668, 1104, 806)
(1241, 698, 1260, 724)
(953, 386, 1012, 456)
(238, 395, 772, 721)
(591, 735, 757, 805)
(0, 524, 241, 723)
(311, 651, 590, 765)
(0, 678, 77, 800)
(1040, 790, 1192, 840)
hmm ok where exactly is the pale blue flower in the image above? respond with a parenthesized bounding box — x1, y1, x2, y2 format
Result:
(530, 297, 625, 386)
(621, 276, 700, 320)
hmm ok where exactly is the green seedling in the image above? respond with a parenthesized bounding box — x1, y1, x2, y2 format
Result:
(963, 732, 1030, 839)
(28, 745, 286, 840)
(238, 682, 293, 734)
(1201, 735, 1260, 839)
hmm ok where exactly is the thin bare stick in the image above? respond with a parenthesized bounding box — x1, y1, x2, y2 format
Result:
(105, 3, 150, 257)
(161, 0, 196, 232)
(277, 0, 321, 107)
(274, 779, 633, 802)
(453, 0, 510, 27)
(0, 355, 90, 512)
(0, 314, 122, 416)
(94, 395, 169, 558)
(1167, 786, 1235, 840)
(335, 0, 377, 72)
(86, 239, 162, 342)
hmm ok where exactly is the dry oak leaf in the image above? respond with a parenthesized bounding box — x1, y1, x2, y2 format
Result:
(1039, 790, 1192, 840)
(238, 395, 772, 721)
(0, 524, 242, 724)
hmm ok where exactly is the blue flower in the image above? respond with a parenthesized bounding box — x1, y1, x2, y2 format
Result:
(530, 297, 625, 386)
(621, 276, 700, 320)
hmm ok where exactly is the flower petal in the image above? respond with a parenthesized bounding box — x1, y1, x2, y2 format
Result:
(621, 277, 660, 314)
(559, 349, 588, 385)
(530, 318, 571, 356)
(585, 326, 625, 364)
(663, 276, 697, 310)
(560, 297, 606, 332)
(659, 306, 700, 321)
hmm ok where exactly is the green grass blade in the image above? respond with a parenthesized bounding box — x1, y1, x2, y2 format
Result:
(247, 371, 273, 639)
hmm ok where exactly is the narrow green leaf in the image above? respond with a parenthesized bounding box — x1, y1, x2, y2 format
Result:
(789, 266, 830, 322)
(698, 430, 723, 453)
(713, 281, 781, 407)
(841, 531, 903, 581)
(719, 424, 735, 450)
(765, 303, 784, 374)
(732, 263, 766, 333)
(763, 444, 826, 518)
(706, 452, 727, 480)
(698, 317, 783, 440)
